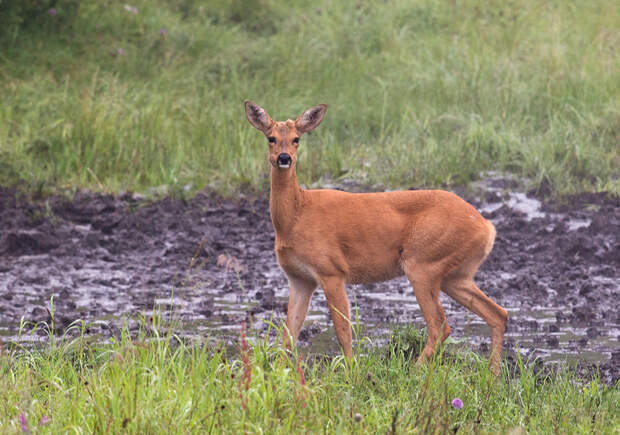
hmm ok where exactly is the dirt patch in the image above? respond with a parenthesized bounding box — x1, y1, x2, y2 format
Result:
(0, 182, 618, 383)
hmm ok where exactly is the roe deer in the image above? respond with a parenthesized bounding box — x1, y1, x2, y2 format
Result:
(245, 101, 508, 374)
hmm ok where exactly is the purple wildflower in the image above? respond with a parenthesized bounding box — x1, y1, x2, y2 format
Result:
(19, 413, 30, 434)
(451, 398, 464, 409)
(117, 48, 124, 55)
(40, 415, 50, 425)
(159, 28, 167, 36)
(48, 8, 57, 16)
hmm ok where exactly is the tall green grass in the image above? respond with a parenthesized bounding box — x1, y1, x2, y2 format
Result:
(1, 317, 617, 433)
(0, 0, 618, 195)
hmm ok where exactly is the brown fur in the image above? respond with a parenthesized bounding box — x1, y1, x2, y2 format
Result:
(245, 101, 508, 374)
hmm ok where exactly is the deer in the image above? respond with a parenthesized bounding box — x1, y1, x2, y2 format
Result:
(244, 101, 508, 375)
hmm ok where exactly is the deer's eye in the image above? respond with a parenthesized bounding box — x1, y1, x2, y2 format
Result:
(292, 137, 300, 144)
(268, 136, 276, 144)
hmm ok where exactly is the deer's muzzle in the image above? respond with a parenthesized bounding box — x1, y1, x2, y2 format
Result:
(277, 153, 292, 169)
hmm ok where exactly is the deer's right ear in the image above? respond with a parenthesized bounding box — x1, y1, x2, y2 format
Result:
(245, 101, 274, 132)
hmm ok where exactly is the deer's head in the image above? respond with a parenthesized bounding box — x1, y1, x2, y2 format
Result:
(245, 101, 327, 170)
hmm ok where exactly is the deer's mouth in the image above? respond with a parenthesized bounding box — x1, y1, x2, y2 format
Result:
(276, 153, 292, 169)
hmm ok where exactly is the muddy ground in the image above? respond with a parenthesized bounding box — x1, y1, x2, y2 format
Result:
(0, 179, 618, 383)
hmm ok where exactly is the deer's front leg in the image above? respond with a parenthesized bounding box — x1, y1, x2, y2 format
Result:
(282, 275, 317, 351)
(404, 265, 449, 364)
(320, 276, 353, 359)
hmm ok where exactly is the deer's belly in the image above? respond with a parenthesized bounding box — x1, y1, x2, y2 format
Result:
(345, 259, 404, 285)
(275, 244, 404, 286)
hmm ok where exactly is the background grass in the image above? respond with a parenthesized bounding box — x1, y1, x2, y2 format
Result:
(1, 0, 619, 196)
(1, 318, 618, 434)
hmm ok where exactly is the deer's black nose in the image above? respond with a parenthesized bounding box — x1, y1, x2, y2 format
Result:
(277, 153, 292, 168)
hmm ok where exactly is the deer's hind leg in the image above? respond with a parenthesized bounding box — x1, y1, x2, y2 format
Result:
(403, 260, 452, 364)
(441, 257, 507, 375)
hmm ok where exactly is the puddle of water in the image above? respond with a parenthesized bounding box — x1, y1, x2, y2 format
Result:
(2, 267, 615, 369)
(566, 218, 591, 231)
(135, 282, 616, 368)
(474, 173, 592, 231)
(507, 193, 546, 220)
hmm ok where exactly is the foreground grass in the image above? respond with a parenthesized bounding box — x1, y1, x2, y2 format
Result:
(0, 0, 619, 196)
(0, 321, 617, 434)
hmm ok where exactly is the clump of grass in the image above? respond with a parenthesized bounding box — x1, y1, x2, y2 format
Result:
(0, 314, 617, 433)
(0, 0, 618, 196)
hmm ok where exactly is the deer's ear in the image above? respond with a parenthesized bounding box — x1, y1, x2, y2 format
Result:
(295, 104, 327, 133)
(245, 101, 274, 132)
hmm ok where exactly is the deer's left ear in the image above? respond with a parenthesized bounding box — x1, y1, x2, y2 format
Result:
(295, 104, 327, 133)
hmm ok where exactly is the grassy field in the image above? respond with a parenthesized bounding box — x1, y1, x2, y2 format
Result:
(1, 317, 618, 434)
(0, 0, 618, 196)
(2, 3, 618, 433)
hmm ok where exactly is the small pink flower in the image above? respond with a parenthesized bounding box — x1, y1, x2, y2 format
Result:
(19, 413, 30, 434)
(117, 48, 124, 55)
(40, 415, 50, 425)
(48, 8, 57, 16)
(159, 28, 167, 36)
(451, 398, 463, 409)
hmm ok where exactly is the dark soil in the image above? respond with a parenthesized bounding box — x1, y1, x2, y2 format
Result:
(0, 181, 618, 383)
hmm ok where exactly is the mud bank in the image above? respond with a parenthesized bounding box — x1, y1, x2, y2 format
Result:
(0, 181, 618, 383)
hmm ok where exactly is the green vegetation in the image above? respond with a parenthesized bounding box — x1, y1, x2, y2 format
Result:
(1, 317, 617, 433)
(0, 0, 618, 196)
(2, 3, 617, 432)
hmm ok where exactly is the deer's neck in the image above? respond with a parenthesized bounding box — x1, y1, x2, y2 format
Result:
(269, 166, 304, 236)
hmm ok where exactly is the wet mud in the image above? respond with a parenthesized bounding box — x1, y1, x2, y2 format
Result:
(0, 179, 618, 383)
